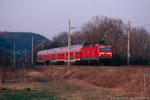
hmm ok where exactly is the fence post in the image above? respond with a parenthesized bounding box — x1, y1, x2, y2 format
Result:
(53, 66, 56, 91)
(144, 72, 146, 99)
(23, 63, 26, 84)
(0, 67, 2, 89)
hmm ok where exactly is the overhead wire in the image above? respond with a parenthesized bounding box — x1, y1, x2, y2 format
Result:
(123, 11, 150, 21)
(122, 11, 150, 32)
(131, 16, 150, 24)
(133, 24, 150, 27)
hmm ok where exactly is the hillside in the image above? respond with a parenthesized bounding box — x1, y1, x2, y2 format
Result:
(0, 32, 50, 50)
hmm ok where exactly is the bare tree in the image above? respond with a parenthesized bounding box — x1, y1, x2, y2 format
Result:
(52, 31, 68, 47)
(130, 27, 150, 64)
(0, 48, 11, 67)
(80, 16, 126, 56)
(44, 16, 150, 65)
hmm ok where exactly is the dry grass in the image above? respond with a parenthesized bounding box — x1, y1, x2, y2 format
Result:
(1, 65, 150, 99)
(27, 71, 43, 78)
(37, 66, 150, 97)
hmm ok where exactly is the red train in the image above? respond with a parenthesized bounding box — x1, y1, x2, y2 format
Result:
(36, 43, 112, 65)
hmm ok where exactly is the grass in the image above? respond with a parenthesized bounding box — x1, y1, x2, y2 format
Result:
(0, 90, 62, 100)
(52, 81, 113, 100)
(1, 81, 113, 100)
(2, 66, 148, 99)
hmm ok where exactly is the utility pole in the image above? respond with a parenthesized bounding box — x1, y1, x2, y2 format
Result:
(68, 19, 71, 69)
(13, 42, 16, 66)
(127, 21, 130, 65)
(23, 62, 26, 84)
(0, 67, 2, 89)
(32, 36, 34, 66)
(25, 48, 26, 65)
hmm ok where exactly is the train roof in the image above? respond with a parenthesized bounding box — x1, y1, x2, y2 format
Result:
(37, 44, 83, 55)
(37, 43, 112, 55)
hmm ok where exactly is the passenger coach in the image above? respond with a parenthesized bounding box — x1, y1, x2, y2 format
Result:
(36, 43, 112, 65)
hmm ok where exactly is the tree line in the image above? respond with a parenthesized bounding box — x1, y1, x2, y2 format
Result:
(1, 16, 150, 66)
(46, 16, 150, 65)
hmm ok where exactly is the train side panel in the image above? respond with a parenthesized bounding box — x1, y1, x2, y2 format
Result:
(36, 43, 112, 65)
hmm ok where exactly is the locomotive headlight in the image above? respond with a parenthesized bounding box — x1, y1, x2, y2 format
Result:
(99, 52, 104, 54)
(107, 52, 112, 54)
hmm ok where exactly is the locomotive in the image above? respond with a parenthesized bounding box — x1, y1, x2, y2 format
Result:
(36, 43, 112, 65)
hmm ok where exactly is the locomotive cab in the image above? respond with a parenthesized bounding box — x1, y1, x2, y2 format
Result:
(98, 44, 112, 65)
(99, 44, 112, 58)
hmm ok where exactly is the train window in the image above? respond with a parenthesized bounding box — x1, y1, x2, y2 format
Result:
(99, 46, 105, 50)
(61, 53, 64, 56)
(106, 46, 112, 50)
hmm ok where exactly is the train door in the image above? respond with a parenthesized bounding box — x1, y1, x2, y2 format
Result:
(73, 52, 75, 60)
(65, 53, 66, 60)
(56, 54, 57, 60)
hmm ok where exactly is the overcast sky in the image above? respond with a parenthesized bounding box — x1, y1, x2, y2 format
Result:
(0, 0, 150, 40)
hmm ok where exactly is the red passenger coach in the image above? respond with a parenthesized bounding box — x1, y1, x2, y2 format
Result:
(36, 43, 112, 65)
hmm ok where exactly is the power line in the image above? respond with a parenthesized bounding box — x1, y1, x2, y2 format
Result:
(133, 23, 150, 27)
(123, 11, 150, 21)
(132, 24, 150, 33)
(131, 16, 150, 24)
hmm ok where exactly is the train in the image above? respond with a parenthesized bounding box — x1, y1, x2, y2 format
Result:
(36, 42, 112, 65)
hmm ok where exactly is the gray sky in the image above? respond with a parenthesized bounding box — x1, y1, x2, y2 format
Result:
(0, 0, 150, 40)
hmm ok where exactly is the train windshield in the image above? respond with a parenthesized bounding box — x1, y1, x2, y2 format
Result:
(106, 46, 112, 50)
(99, 46, 105, 50)
(99, 46, 112, 50)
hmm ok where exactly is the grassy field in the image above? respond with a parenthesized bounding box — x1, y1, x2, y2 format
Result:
(1, 65, 150, 99)
(0, 81, 113, 100)
(0, 90, 59, 100)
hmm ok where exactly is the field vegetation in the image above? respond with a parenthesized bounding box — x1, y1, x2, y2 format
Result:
(0, 90, 58, 100)
(0, 65, 150, 100)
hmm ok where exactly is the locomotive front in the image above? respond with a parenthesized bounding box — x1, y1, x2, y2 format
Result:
(99, 44, 112, 58)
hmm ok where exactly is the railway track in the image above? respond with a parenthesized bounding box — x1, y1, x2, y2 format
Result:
(35, 64, 150, 71)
